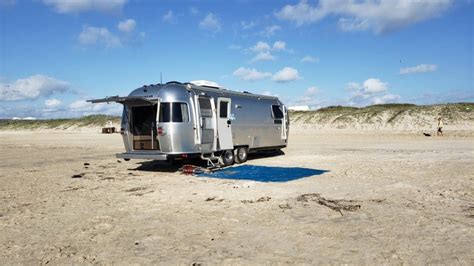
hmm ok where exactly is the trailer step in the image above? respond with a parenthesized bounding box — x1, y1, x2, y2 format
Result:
(200, 153, 222, 167)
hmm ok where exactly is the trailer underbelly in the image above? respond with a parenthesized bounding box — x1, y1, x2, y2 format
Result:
(116, 152, 167, 160)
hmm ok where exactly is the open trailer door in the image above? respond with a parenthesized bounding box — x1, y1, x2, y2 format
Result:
(88, 96, 159, 151)
(282, 105, 288, 140)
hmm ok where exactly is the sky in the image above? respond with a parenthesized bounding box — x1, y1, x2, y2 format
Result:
(0, 0, 473, 119)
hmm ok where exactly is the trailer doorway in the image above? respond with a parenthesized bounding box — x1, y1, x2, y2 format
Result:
(130, 105, 159, 150)
(197, 96, 216, 152)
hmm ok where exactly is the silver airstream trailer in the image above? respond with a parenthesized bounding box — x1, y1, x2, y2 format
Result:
(89, 81, 289, 166)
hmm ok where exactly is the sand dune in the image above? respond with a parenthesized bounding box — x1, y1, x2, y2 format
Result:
(2, 104, 473, 134)
(291, 103, 474, 132)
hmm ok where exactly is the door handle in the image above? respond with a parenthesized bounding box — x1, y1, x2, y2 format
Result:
(227, 120, 231, 125)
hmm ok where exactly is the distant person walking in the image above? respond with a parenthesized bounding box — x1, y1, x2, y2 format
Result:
(437, 116, 444, 136)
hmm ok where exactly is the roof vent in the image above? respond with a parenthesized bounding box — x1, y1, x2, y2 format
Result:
(190, 80, 222, 89)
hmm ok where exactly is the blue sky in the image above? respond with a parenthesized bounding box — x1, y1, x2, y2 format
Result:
(0, 0, 473, 118)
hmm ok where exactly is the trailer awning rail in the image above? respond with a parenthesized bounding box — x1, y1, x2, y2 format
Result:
(87, 96, 156, 105)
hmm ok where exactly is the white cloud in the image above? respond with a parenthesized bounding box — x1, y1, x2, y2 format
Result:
(275, 0, 327, 26)
(363, 78, 388, 93)
(338, 17, 370, 31)
(372, 94, 401, 105)
(249, 41, 273, 62)
(45, 98, 62, 107)
(68, 99, 122, 117)
(346, 81, 361, 91)
(346, 78, 400, 106)
(272, 67, 301, 83)
(290, 86, 321, 109)
(251, 51, 275, 63)
(162, 10, 177, 24)
(272, 40, 286, 51)
(233, 67, 272, 81)
(261, 25, 281, 37)
(250, 41, 287, 52)
(43, 0, 127, 14)
(1, 96, 122, 118)
(78, 26, 121, 48)
(250, 41, 271, 53)
(400, 64, 438, 75)
(117, 19, 136, 33)
(301, 55, 319, 63)
(247, 41, 287, 62)
(199, 13, 221, 33)
(0, 75, 70, 101)
(294, 96, 320, 108)
(306, 86, 319, 95)
(241, 20, 256, 30)
(69, 100, 92, 110)
(275, 0, 452, 34)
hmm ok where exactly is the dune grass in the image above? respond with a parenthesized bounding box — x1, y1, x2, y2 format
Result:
(0, 115, 121, 130)
(288, 103, 474, 127)
(0, 103, 472, 130)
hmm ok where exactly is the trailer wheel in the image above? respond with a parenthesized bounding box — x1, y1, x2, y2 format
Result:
(234, 147, 248, 164)
(220, 150, 234, 166)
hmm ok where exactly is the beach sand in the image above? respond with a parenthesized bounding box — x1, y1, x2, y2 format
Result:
(1, 130, 473, 264)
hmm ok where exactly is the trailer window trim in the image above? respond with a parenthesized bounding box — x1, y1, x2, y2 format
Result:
(271, 105, 284, 119)
(159, 102, 190, 123)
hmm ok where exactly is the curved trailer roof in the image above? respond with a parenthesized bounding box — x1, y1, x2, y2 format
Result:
(87, 81, 280, 104)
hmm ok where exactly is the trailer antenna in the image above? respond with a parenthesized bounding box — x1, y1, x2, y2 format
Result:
(160, 72, 163, 84)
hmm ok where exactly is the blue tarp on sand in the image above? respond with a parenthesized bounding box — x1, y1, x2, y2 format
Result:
(198, 165, 328, 182)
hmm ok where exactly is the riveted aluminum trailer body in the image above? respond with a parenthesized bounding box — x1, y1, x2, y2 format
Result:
(89, 81, 289, 162)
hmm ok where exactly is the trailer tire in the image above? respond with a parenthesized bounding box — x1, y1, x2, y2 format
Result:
(234, 147, 248, 164)
(220, 150, 234, 166)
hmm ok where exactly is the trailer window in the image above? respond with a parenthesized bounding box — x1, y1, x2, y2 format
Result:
(159, 102, 189, 123)
(272, 105, 284, 119)
(198, 98, 213, 117)
(159, 103, 171, 122)
(198, 98, 212, 109)
(219, 101, 228, 118)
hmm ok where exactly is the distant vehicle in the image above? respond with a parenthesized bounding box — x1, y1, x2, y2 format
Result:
(89, 81, 289, 166)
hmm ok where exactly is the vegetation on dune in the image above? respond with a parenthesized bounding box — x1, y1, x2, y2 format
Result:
(316, 106, 360, 113)
(0, 115, 121, 130)
(0, 103, 472, 131)
(288, 103, 473, 130)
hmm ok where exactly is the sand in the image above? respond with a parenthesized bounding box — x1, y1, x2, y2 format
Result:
(0, 130, 473, 264)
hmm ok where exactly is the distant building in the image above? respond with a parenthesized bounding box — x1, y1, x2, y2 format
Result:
(288, 106, 310, 111)
(12, 117, 37, 120)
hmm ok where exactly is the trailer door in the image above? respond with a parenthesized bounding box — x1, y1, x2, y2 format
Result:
(282, 105, 288, 140)
(217, 97, 233, 150)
